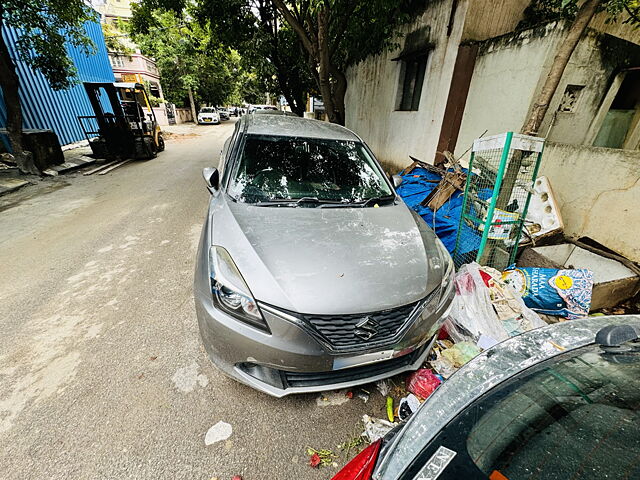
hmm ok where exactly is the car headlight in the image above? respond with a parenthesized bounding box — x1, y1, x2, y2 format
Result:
(434, 237, 455, 307)
(209, 246, 269, 332)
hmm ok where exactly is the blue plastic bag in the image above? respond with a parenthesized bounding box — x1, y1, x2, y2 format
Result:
(503, 266, 594, 319)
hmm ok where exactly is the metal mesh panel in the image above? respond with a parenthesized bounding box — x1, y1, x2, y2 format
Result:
(453, 132, 544, 270)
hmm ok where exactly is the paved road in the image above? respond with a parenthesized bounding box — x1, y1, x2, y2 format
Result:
(0, 120, 386, 480)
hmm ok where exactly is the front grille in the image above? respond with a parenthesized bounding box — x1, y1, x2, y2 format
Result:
(282, 344, 426, 388)
(301, 300, 422, 350)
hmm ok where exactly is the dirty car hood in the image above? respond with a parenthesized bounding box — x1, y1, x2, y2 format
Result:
(210, 197, 441, 315)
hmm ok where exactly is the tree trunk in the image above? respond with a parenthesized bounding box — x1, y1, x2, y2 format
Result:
(187, 87, 197, 123)
(330, 66, 347, 126)
(495, 0, 600, 211)
(316, 8, 337, 123)
(521, 0, 600, 135)
(0, 25, 37, 174)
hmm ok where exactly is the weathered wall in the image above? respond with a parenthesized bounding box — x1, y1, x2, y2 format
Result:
(540, 142, 640, 262)
(455, 23, 564, 158)
(345, 0, 470, 170)
(174, 108, 193, 124)
(462, 0, 529, 41)
(455, 21, 633, 159)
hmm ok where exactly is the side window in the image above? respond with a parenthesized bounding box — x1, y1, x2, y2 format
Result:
(396, 53, 429, 111)
(220, 122, 242, 189)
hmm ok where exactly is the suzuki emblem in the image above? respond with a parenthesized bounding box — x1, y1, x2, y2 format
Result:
(354, 316, 379, 341)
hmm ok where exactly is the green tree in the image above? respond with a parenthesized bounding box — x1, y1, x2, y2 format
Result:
(130, 9, 254, 117)
(270, 0, 420, 124)
(193, 0, 418, 123)
(196, 0, 315, 116)
(0, 0, 96, 174)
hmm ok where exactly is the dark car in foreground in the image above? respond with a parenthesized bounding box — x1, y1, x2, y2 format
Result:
(332, 315, 640, 480)
(194, 114, 455, 397)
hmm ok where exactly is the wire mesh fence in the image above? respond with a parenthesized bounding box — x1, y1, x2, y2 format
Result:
(453, 132, 544, 270)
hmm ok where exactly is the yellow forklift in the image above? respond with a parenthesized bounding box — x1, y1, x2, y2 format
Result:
(78, 82, 165, 160)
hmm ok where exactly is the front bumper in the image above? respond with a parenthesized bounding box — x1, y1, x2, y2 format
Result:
(198, 117, 219, 124)
(195, 284, 454, 397)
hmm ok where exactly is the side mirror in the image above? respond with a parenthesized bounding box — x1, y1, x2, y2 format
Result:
(391, 174, 403, 188)
(203, 167, 219, 192)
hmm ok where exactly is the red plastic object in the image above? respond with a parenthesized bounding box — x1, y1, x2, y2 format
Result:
(309, 453, 322, 468)
(406, 368, 442, 400)
(330, 440, 382, 480)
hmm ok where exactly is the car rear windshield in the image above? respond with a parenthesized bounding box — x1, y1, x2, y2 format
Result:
(200, 108, 216, 113)
(227, 135, 392, 204)
(400, 344, 640, 479)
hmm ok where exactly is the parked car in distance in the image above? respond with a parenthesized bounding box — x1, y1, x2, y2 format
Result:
(197, 107, 220, 125)
(218, 107, 230, 120)
(332, 315, 640, 480)
(194, 114, 455, 397)
(249, 104, 278, 114)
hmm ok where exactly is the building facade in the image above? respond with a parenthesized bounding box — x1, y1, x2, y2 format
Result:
(345, 0, 640, 262)
(0, 17, 115, 147)
(90, 0, 169, 124)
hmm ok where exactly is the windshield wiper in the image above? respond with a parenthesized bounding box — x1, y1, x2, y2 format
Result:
(253, 197, 346, 208)
(253, 199, 297, 207)
(356, 195, 396, 208)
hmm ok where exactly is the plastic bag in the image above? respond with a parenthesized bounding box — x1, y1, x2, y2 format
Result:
(362, 415, 395, 442)
(503, 266, 593, 319)
(449, 263, 511, 343)
(398, 394, 422, 421)
(448, 263, 545, 345)
(441, 341, 481, 368)
(406, 368, 441, 400)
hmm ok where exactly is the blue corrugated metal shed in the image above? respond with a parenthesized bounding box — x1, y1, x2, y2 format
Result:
(0, 16, 115, 147)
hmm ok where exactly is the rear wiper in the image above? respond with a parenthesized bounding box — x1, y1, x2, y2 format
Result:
(357, 195, 396, 208)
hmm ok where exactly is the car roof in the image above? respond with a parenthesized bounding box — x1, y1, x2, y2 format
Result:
(252, 110, 298, 117)
(242, 113, 360, 141)
(374, 314, 640, 479)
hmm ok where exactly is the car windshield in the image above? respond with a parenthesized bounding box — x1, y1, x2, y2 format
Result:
(200, 108, 216, 113)
(227, 134, 393, 204)
(397, 343, 640, 480)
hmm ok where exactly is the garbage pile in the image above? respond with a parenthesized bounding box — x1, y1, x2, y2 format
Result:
(356, 260, 597, 443)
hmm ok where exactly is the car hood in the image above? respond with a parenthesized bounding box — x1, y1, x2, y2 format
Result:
(209, 196, 442, 315)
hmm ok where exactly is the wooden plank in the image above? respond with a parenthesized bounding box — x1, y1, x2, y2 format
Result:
(83, 160, 119, 176)
(97, 159, 131, 175)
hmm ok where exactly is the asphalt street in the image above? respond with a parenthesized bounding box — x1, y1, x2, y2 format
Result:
(0, 119, 386, 480)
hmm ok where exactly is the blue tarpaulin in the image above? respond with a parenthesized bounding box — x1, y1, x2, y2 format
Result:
(396, 167, 465, 254)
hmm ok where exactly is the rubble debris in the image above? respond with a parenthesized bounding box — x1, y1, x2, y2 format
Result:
(406, 369, 441, 400)
(421, 170, 466, 212)
(362, 415, 396, 443)
(504, 265, 594, 319)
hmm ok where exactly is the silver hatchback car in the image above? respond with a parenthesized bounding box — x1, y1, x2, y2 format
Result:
(194, 114, 454, 397)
